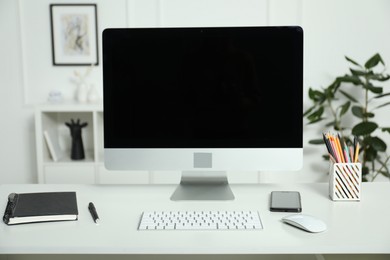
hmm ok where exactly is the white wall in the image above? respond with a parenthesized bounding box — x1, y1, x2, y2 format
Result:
(1, 0, 390, 183)
(0, 0, 35, 183)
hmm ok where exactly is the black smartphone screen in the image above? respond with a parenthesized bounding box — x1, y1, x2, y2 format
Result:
(270, 191, 302, 212)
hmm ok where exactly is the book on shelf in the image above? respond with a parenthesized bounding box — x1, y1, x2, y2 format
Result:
(43, 130, 63, 162)
(3, 191, 78, 225)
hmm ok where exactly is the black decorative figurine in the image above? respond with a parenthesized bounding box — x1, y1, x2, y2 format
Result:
(65, 119, 88, 160)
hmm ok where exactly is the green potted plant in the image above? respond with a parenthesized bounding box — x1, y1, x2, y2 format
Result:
(304, 53, 390, 181)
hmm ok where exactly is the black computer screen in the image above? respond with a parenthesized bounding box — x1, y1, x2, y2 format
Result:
(103, 26, 303, 149)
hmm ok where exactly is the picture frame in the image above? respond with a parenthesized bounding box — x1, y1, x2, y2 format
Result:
(50, 4, 98, 66)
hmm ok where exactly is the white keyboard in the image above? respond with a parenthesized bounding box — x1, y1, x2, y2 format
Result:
(138, 210, 263, 230)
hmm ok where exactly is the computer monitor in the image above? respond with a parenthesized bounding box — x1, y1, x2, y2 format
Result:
(103, 26, 303, 200)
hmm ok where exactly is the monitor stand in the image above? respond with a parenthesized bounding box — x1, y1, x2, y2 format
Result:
(170, 171, 235, 201)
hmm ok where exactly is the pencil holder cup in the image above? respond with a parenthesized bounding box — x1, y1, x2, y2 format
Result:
(329, 162, 361, 201)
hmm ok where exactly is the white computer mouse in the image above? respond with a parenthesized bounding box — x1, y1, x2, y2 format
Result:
(281, 214, 327, 233)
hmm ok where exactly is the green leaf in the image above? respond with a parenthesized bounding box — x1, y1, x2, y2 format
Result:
(339, 90, 358, 102)
(368, 73, 390, 82)
(345, 56, 362, 67)
(308, 88, 326, 103)
(367, 112, 375, 118)
(307, 106, 324, 122)
(373, 101, 390, 110)
(324, 87, 336, 100)
(377, 75, 390, 81)
(364, 146, 378, 162)
(374, 92, 390, 99)
(329, 79, 341, 92)
(364, 146, 378, 161)
(337, 75, 362, 85)
(351, 106, 364, 118)
(364, 53, 384, 69)
(365, 84, 383, 94)
(303, 106, 315, 117)
(339, 101, 350, 116)
(351, 106, 374, 118)
(308, 139, 324, 145)
(349, 69, 367, 76)
(382, 128, 390, 134)
(366, 136, 387, 152)
(352, 122, 378, 135)
(362, 166, 370, 177)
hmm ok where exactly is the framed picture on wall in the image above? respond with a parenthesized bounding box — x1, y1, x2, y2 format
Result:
(50, 4, 98, 66)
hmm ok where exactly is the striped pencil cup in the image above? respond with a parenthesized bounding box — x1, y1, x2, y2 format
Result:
(329, 162, 361, 201)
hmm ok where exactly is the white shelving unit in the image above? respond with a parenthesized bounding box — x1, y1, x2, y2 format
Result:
(35, 102, 259, 184)
(34, 102, 159, 184)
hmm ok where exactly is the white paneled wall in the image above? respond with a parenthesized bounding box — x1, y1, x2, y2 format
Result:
(18, 0, 127, 105)
(158, 0, 268, 27)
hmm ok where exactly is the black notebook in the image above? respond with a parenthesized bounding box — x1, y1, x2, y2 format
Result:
(3, 191, 78, 225)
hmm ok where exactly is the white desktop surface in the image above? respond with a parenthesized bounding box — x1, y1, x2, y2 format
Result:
(0, 182, 389, 255)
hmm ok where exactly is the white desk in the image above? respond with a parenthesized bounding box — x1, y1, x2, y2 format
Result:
(0, 182, 389, 255)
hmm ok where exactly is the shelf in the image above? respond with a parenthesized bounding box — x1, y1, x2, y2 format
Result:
(43, 150, 95, 164)
(37, 100, 103, 112)
(35, 103, 102, 184)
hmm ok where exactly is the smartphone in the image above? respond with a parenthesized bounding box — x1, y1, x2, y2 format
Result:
(270, 191, 302, 212)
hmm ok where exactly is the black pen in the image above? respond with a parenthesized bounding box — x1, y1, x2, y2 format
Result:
(88, 202, 100, 224)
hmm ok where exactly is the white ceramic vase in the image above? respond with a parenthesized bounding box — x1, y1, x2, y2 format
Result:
(76, 82, 88, 103)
